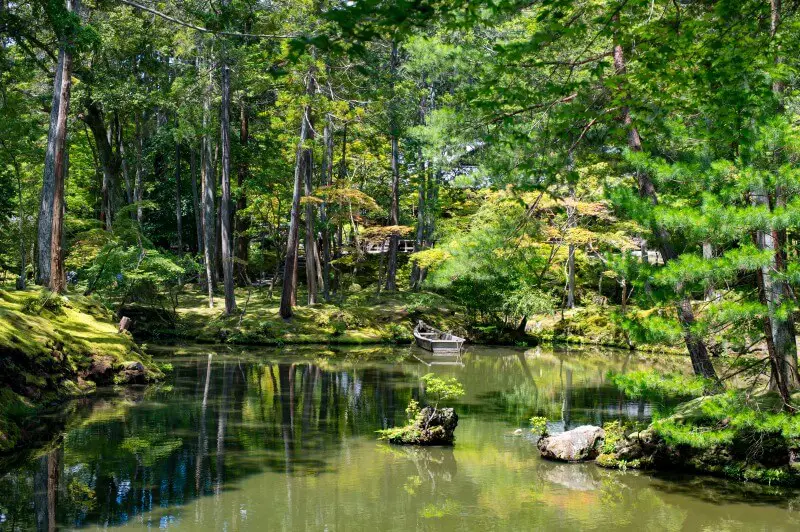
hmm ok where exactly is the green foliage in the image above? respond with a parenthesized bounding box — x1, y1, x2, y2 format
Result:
(405, 398, 420, 422)
(529, 416, 547, 437)
(421, 373, 464, 408)
(601, 420, 625, 455)
(611, 371, 712, 402)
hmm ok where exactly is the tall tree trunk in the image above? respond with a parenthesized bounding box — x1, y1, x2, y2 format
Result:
(47, 6, 75, 294)
(565, 182, 577, 309)
(175, 139, 183, 256)
(37, 40, 68, 285)
(115, 113, 133, 206)
(202, 66, 216, 307)
(235, 99, 250, 284)
(220, 41, 236, 314)
(320, 114, 334, 301)
(280, 90, 314, 319)
(82, 101, 120, 231)
(410, 167, 426, 289)
(333, 121, 348, 297)
(134, 113, 144, 224)
(769, 0, 799, 392)
(702, 241, 716, 301)
(613, 18, 717, 380)
(10, 152, 26, 289)
(304, 143, 319, 305)
(190, 146, 203, 255)
(214, 144, 223, 283)
(411, 88, 431, 290)
(385, 40, 401, 291)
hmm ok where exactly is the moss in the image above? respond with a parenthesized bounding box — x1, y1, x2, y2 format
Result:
(0, 288, 162, 454)
(597, 391, 800, 486)
(131, 286, 466, 346)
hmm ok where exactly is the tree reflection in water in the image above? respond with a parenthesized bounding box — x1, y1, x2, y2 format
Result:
(0, 345, 797, 531)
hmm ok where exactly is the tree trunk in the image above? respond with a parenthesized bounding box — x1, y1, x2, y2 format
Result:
(235, 99, 250, 284)
(320, 114, 334, 301)
(566, 243, 576, 308)
(214, 143, 223, 283)
(11, 153, 26, 289)
(333, 121, 348, 297)
(613, 18, 717, 380)
(702, 241, 716, 301)
(190, 146, 203, 255)
(385, 40, 401, 292)
(37, 45, 67, 285)
(281, 102, 313, 318)
(304, 149, 319, 305)
(767, 0, 799, 393)
(752, 187, 799, 393)
(202, 67, 216, 307)
(175, 139, 183, 256)
(82, 101, 120, 231)
(48, 11, 74, 294)
(220, 55, 236, 314)
(115, 113, 133, 206)
(565, 185, 576, 309)
(410, 167, 426, 289)
(134, 113, 144, 224)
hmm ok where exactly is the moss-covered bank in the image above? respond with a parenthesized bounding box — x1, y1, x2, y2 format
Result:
(597, 391, 800, 486)
(0, 289, 162, 453)
(122, 286, 682, 351)
(122, 287, 477, 345)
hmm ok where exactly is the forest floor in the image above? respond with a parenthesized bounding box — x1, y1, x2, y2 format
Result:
(121, 284, 684, 353)
(123, 286, 474, 345)
(0, 288, 163, 452)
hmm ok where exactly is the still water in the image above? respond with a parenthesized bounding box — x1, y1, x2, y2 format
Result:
(1, 345, 799, 531)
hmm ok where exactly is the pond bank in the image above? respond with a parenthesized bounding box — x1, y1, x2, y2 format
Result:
(579, 391, 800, 487)
(0, 289, 163, 453)
(121, 286, 683, 355)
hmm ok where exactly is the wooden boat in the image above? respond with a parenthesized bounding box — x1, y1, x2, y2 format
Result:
(413, 321, 465, 354)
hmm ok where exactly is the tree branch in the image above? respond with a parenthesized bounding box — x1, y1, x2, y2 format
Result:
(119, 0, 297, 39)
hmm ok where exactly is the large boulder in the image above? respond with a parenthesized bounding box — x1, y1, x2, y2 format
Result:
(537, 425, 605, 462)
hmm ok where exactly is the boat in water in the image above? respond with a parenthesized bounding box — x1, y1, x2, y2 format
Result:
(413, 320, 466, 354)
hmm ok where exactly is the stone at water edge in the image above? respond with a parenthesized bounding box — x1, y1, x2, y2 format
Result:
(537, 425, 605, 462)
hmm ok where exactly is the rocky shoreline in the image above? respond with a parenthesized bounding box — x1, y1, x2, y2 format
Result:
(536, 416, 800, 487)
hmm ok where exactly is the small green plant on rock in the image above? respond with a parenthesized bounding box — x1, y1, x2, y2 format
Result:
(378, 374, 464, 445)
(530, 416, 548, 437)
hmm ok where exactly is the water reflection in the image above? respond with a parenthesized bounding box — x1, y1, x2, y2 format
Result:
(0, 345, 798, 531)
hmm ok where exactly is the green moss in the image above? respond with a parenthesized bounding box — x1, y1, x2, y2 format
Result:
(147, 286, 465, 346)
(0, 288, 162, 453)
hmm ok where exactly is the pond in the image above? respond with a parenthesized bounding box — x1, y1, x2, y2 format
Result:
(1, 345, 799, 531)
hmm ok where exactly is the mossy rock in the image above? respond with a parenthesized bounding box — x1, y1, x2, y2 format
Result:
(378, 407, 459, 446)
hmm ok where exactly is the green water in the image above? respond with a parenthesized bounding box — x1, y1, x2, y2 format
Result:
(2, 345, 799, 531)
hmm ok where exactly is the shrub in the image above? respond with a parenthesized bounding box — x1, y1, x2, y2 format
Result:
(530, 416, 548, 437)
(611, 370, 712, 402)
